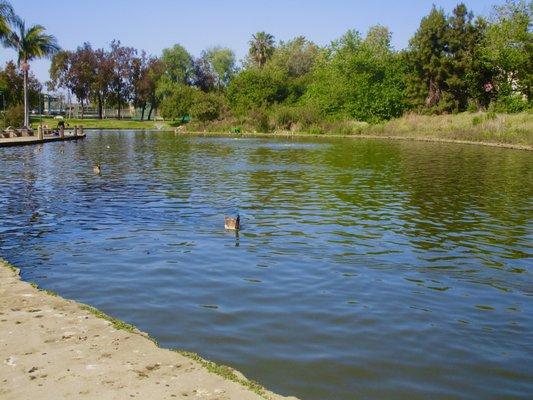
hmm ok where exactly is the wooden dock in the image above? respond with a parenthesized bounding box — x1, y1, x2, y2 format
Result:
(0, 131, 86, 148)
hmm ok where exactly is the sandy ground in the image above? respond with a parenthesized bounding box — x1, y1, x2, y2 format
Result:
(0, 261, 296, 400)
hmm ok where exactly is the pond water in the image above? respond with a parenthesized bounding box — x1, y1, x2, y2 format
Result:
(1, 131, 532, 400)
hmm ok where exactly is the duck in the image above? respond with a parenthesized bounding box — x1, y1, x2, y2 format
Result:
(93, 163, 102, 175)
(224, 215, 240, 230)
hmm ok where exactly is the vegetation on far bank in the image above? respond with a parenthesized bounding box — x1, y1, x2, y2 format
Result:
(1, 0, 532, 138)
(186, 111, 533, 146)
(28, 111, 533, 148)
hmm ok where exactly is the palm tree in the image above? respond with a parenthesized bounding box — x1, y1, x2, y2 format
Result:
(0, 1, 13, 39)
(3, 16, 59, 127)
(249, 32, 275, 68)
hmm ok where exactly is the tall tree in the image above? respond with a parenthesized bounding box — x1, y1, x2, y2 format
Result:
(131, 52, 161, 120)
(92, 47, 114, 119)
(161, 44, 193, 84)
(249, 32, 275, 68)
(272, 36, 322, 78)
(407, 6, 449, 109)
(364, 25, 393, 54)
(69, 43, 97, 118)
(204, 46, 236, 88)
(3, 16, 59, 126)
(306, 28, 406, 122)
(0, 60, 41, 108)
(445, 4, 483, 111)
(49, 44, 98, 119)
(146, 57, 164, 120)
(193, 55, 217, 92)
(483, 0, 532, 102)
(108, 40, 136, 119)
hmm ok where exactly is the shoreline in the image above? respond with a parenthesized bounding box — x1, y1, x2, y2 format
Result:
(0, 259, 296, 400)
(72, 128, 533, 151)
(180, 130, 533, 151)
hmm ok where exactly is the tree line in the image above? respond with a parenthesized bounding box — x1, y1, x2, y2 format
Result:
(1, 1, 532, 130)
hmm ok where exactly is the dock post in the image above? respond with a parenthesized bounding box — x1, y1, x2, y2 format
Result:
(60, 126, 65, 138)
(73, 126, 78, 137)
(79, 126, 84, 136)
(37, 125, 44, 140)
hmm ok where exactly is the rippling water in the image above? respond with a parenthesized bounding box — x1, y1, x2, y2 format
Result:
(1, 131, 532, 399)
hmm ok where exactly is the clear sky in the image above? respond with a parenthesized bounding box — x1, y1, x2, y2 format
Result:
(2, 0, 503, 84)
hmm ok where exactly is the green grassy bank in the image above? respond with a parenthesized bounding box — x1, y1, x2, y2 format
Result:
(186, 111, 533, 147)
(31, 112, 533, 148)
(30, 117, 172, 130)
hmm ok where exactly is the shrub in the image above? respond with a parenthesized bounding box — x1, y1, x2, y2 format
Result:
(248, 108, 271, 132)
(308, 124, 325, 135)
(227, 68, 288, 116)
(492, 95, 531, 113)
(158, 84, 197, 120)
(190, 92, 224, 122)
(472, 116, 482, 126)
(3, 105, 24, 128)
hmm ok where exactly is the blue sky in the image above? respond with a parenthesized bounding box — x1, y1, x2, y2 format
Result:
(3, 0, 503, 83)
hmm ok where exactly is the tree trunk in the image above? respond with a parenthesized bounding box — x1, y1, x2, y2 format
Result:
(23, 67, 29, 127)
(425, 78, 441, 108)
(97, 94, 103, 119)
(147, 104, 153, 121)
(140, 104, 146, 121)
(81, 99, 84, 119)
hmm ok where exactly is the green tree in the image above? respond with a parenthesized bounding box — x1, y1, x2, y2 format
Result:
(108, 40, 136, 119)
(158, 84, 197, 120)
(407, 6, 449, 110)
(271, 36, 322, 78)
(248, 32, 275, 68)
(483, 0, 532, 104)
(3, 16, 59, 126)
(204, 46, 236, 88)
(0, 60, 41, 109)
(364, 25, 392, 54)
(190, 91, 224, 121)
(306, 29, 407, 122)
(445, 4, 486, 111)
(161, 44, 193, 84)
(227, 68, 287, 115)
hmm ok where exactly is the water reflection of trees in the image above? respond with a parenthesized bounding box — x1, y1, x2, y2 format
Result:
(397, 142, 532, 259)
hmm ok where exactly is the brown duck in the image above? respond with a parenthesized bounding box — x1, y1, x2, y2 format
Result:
(224, 215, 240, 230)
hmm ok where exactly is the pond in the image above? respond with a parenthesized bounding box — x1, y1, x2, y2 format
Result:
(0, 131, 532, 400)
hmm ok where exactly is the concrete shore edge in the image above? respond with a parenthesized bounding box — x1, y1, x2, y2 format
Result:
(0, 259, 296, 400)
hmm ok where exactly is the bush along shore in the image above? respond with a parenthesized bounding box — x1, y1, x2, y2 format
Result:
(0, 259, 296, 400)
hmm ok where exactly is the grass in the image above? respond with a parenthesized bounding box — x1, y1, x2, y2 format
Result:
(79, 304, 143, 336)
(364, 111, 533, 146)
(30, 117, 172, 130)
(175, 350, 272, 399)
(1, 258, 18, 273)
(186, 111, 533, 148)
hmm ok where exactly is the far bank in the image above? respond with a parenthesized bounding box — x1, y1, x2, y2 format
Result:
(29, 112, 533, 149)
